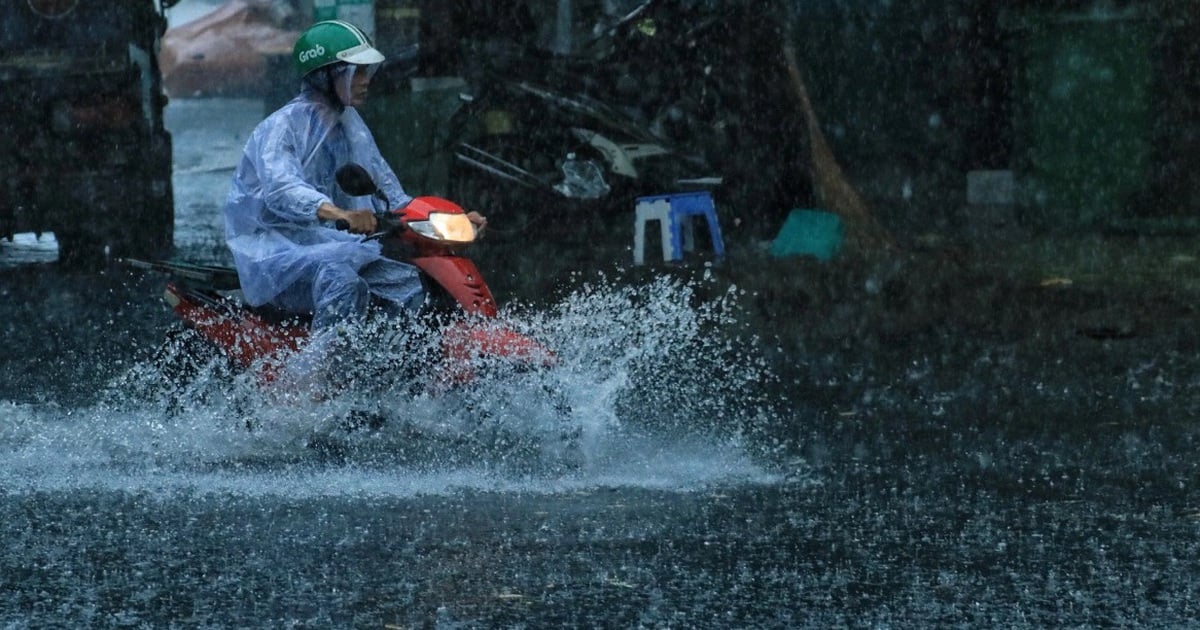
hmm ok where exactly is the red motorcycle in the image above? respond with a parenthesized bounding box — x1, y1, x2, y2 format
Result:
(128, 164, 555, 392)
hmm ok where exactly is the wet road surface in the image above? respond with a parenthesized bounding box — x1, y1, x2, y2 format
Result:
(1, 98, 1199, 626)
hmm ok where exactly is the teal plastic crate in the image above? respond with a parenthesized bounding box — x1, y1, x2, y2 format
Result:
(770, 209, 844, 261)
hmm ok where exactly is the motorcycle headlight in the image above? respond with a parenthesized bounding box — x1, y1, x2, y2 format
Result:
(408, 212, 477, 243)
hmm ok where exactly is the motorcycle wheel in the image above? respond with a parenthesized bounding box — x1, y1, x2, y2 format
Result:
(149, 324, 239, 416)
(459, 380, 584, 475)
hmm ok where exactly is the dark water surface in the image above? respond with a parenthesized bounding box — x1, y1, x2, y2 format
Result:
(2, 420, 1198, 627)
(2, 98, 1199, 627)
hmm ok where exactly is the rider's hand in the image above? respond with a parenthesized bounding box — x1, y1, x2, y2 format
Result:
(467, 211, 487, 238)
(318, 202, 377, 234)
(340, 209, 378, 234)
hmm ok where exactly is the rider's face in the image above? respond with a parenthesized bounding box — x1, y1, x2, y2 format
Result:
(347, 65, 372, 107)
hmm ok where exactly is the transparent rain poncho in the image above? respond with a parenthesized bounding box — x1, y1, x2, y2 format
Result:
(223, 73, 423, 329)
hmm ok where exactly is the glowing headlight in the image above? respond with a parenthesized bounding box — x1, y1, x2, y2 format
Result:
(408, 212, 476, 243)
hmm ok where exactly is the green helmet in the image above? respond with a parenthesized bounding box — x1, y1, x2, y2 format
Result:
(293, 20, 385, 77)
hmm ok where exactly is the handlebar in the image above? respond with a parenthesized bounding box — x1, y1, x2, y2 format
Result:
(334, 212, 405, 239)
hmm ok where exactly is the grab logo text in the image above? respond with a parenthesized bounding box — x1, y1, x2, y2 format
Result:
(298, 44, 326, 64)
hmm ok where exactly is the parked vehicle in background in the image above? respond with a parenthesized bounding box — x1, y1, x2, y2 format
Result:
(0, 0, 178, 265)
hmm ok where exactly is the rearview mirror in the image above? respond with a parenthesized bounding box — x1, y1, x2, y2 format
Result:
(335, 163, 379, 198)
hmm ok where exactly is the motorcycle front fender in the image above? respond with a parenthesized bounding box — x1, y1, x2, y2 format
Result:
(410, 255, 498, 317)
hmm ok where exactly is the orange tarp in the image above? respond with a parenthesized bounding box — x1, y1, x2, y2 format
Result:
(160, 0, 298, 97)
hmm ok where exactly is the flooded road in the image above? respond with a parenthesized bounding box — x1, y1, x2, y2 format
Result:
(2, 98, 1199, 626)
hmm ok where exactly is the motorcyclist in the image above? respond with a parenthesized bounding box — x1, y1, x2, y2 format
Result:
(223, 19, 486, 331)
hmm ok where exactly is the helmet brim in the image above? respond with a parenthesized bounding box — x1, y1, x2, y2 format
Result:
(337, 43, 385, 66)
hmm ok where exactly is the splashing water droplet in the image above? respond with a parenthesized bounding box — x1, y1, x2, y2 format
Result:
(1, 275, 783, 496)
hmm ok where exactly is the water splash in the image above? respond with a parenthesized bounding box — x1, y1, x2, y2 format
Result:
(0, 275, 782, 496)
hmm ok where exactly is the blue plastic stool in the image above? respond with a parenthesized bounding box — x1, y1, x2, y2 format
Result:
(633, 191, 726, 265)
